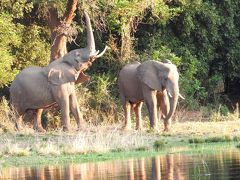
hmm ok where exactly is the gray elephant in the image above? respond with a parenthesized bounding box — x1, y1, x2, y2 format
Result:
(118, 60, 182, 131)
(10, 11, 107, 132)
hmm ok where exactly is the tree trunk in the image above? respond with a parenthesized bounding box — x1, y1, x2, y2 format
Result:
(47, 0, 78, 62)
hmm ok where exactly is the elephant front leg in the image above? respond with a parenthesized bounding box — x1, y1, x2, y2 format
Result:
(134, 102, 143, 130)
(52, 86, 71, 131)
(33, 109, 46, 133)
(143, 88, 158, 130)
(59, 97, 71, 131)
(123, 101, 132, 130)
(70, 92, 85, 131)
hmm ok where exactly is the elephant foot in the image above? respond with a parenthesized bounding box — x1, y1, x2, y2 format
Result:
(76, 121, 87, 131)
(62, 126, 71, 132)
(163, 127, 171, 132)
(35, 126, 46, 133)
(147, 126, 160, 134)
(135, 126, 143, 131)
(122, 125, 131, 131)
(15, 122, 23, 131)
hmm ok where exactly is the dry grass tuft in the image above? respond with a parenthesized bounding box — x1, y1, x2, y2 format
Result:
(0, 97, 16, 133)
(3, 144, 31, 156)
(0, 124, 159, 156)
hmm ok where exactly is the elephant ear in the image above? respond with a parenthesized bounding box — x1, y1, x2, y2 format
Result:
(48, 67, 77, 85)
(137, 60, 163, 91)
(75, 72, 90, 84)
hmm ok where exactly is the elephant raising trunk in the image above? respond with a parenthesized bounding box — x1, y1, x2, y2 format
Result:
(10, 11, 108, 132)
(84, 11, 108, 61)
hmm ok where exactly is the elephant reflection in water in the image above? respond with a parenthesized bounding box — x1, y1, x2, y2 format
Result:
(125, 155, 185, 180)
(152, 155, 185, 180)
(1, 155, 186, 179)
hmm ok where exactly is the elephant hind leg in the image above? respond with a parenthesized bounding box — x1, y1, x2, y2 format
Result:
(134, 102, 143, 130)
(123, 100, 132, 130)
(11, 106, 24, 131)
(33, 109, 46, 133)
(15, 114, 23, 131)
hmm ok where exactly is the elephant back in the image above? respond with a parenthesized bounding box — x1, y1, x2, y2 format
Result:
(137, 60, 163, 91)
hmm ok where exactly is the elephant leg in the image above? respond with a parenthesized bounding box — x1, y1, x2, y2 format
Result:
(15, 114, 23, 131)
(52, 86, 71, 131)
(157, 97, 162, 122)
(123, 100, 132, 130)
(142, 84, 158, 129)
(159, 90, 171, 131)
(60, 97, 71, 131)
(33, 109, 46, 133)
(13, 106, 24, 131)
(134, 101, 143, 130)
(69, 92, 85, 130)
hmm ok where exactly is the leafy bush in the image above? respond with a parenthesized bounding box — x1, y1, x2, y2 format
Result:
(153, 140, 167, 151)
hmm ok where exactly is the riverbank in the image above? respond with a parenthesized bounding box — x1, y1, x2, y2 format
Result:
(1, 120, 240, 167)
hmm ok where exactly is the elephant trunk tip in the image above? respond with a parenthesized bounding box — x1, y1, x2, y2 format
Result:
(84, 11, 96, 54)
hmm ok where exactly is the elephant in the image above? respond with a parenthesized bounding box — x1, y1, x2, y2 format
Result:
(10, 11, 108, 132)
(118, 60, 182, 131)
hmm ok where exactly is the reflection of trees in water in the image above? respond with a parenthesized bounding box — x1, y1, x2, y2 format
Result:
(2, 152, 240, 179)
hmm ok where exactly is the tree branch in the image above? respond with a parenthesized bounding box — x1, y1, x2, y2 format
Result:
(63, 0, 78, 24)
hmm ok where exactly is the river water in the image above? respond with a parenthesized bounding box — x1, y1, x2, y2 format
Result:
(1, 150, 240, 179)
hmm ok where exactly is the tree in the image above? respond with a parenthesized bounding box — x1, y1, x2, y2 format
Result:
(47, 0, 78, 62)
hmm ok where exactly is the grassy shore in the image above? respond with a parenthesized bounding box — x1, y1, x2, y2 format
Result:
(1, 120, 240, 167)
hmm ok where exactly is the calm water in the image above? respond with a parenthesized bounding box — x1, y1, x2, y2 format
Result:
(1, 151, 240, 179)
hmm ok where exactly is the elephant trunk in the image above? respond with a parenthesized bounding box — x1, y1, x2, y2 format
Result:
(164, 85, 179, 123)
(84, 11, 96, 55)
(84, 11, 108, 61)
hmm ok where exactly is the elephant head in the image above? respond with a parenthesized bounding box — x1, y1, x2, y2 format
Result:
(47, 11, 108, 85)
(137, 60, 180, 123)
(60, 11, 108, 70)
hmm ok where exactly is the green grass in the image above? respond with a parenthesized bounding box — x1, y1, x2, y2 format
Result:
(189, 135, 237, 144)
(153, 140, 167, 151)
(0, 142, 236, 168)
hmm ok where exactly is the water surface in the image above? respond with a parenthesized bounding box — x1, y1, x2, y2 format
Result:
(1, 150, 240, 179)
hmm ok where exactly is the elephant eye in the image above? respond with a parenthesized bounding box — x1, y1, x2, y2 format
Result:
(75, 52, 81, 56)
(75, 58, 79, 63)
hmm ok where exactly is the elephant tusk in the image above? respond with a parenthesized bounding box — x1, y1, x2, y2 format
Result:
(89, 50, 99, 62)
(179, 93, 185, 100)
(168, 92, 173, 98)
(168, 92, 185, 99)
(95, 46, 109, 58)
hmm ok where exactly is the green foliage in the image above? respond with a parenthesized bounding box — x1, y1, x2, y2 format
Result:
(189, 135, 233, 144)
(34, 0, 67, 19)
(205, 136, 232, 143)
(153, 139, 167, 151)
(151, 46, 181, 66)
(0, 13, 22, 87)
(0, 0, 50, 87)
(15, 25, 50, 69)
(189, 137, 205, 144)
(0, 0, 33, 18)
(88, 74, 118, 123)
